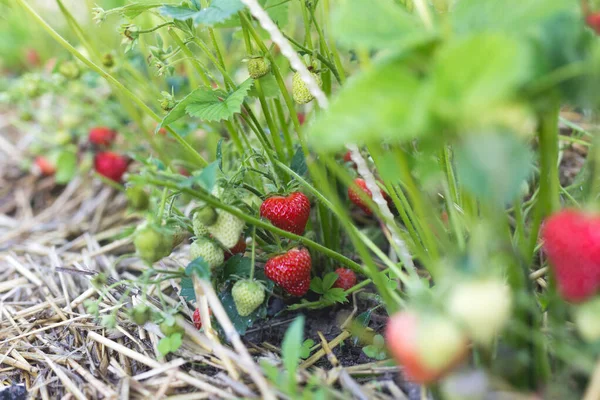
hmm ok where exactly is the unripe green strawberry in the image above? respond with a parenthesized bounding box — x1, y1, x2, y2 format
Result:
(447, 279, 512, 346)
(232, 279, 265, 316)
(129, 304, 151, 325)
(192, 212, 209, 237)
(248, 57, 270, 79)
(573, 297, 600, 342)
(292, 71, 322, 104)
(58, 61, 80, 80)
(134, 223, 172, 264)
(190, 238, 224, 269)
(207, 210, 245, 248)
(195, 207, 218, 226)
(102, 53, 115, 68)
(160, 317, 185, 336)
(126, 186, 149, 210)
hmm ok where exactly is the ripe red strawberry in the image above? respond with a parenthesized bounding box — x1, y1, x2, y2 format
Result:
(34, 156, 55, 176)
(89, 127, 117, 146)
(386, 311, 469, 384)
(265, 248, 312, 296)
(541, 210, 600, 302)
(343, 151, 356, 169)
(333, 268, 357, 290)
(25, 48, 40, 67)
(224, 237, 247, 261)
(94, 151, 128, 182)
(260, 192, 310, 235)
(348, 178, 391, 215)
(587, 13, 600, 34)
(192, 308, 212, 330)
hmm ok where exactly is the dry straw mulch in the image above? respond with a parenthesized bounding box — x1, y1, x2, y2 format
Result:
(0, 118, 408, 399)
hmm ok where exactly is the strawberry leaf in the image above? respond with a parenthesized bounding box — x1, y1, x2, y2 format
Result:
(308, 61, 424, 150)
(157, 333, 183, 355)
(160, 0, 245, 26)
(282, 316, 304, 382)
(179, 161, 218, 190)
(180, 277, 195, 301)
(55, 149, 77, 184)
(309, 277, 325, 294)
(321, 272, 339, 291)
(332, 0, 433, 51)
(455, 133, 533, 205)
(323, 288, 347, 304)
(186, 257, 211, 281)
(290, 147, 307, 177)
(185, 79, 253, 122)
(120, 3, 164, 20)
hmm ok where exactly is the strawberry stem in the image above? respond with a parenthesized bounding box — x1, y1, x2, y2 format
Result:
(250, 227, 257, 280)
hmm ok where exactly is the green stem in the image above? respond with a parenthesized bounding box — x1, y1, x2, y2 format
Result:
(16, 0, 208, 167)
(145, 177, 364, 273)
(527, 101, 560, 260)
(168, 28, 211, 86)
(250, 227, 257, 280)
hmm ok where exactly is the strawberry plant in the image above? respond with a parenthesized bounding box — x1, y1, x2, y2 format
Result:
(4, 0, 600, 398)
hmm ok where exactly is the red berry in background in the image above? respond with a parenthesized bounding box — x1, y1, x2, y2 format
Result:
(265, 248, 312, 296)
(34, 156, 55, 176)
(348, 178, 374, 215)
(224, 237, 247, 261)
(586, 13, 600, 34)
(179, 167, 191, 177)
(385, 311, 469, 384)
(297, 112, 305, 125)
(193, 308, 202, 329)
(333, 268, 357, 290)
(89, 127, 117, 147)
(158, 127, 168, 136)
(94, 152, 128, 182)
(343, 150, 356, 169)
(541, 210, 600, 303)
(260, 192, 311, 235)
(25, 48, 40, 67)
(348, 178, 391, 215)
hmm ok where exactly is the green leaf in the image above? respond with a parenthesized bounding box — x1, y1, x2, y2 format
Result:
(300, 339, 314, 359)
(322, 272, 338, 291)
(455, 133, 534, 205)
(180, 161, 218, 190)
(157, 333, 183, 355)
(186, 257, 212, 281)
(309, 277, 324, 294)
(194, 0, 245, 25)
(262, 0, 289, 26)
(290, 147, 307, 177)
(186, 79, 253, 122)
(221, 255, 251, 280)
(159, 4, 200, 20)
(431, 34, 532, 123)
(120, 2, 164, 19)
(282, 316, 304, 388)
(160, 0, 245, 25)
(55, 149, 78, 184)
(308, 61, 425, 150)
(323, 288, 347, 304)
(248, 74, 279, 98)
(362, 334, 387, 360)
(180, 276, 195, 301)
(451, 0, 572, 35)
(332, 0, 433, 51)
